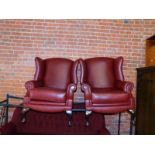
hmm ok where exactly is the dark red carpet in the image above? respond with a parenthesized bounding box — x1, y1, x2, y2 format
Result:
(0, 104, 110, 135)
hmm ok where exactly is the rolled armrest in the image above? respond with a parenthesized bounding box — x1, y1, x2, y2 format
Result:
(81, 83, 92, 100)
(66, 83, 77, 100)
(115, 80, 134, 93)
(25, 80, 43, 90)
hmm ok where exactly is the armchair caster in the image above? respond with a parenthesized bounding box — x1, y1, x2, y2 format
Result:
(85, 110, 92, 126)
(66, 110, 72, 127)
(21, 107, 30, 123)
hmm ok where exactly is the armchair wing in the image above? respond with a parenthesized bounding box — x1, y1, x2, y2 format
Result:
(81, 83, 92, 100)
(25, 80, 43, 90)
(66, 83, 77, 106)
(81, 83, 92, 107)
(115, 80, 134, 93)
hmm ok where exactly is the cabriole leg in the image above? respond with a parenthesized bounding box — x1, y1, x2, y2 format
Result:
(129, 109, 135, 135)
(85, 110, 92, 126)
(21, 107, 30, 123)
(66, 110, 72, 127)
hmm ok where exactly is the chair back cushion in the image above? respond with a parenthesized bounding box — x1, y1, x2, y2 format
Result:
(44, 58, 73, 89)
(85, 57, 115, 88)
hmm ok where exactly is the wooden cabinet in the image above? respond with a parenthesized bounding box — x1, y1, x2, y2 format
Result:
(136, 66, 155, 134)
(146, 35, 155, 66)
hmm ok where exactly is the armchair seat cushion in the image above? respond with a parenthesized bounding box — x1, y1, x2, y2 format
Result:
(30, 87, 66, 103)
(92, 88, 129, 104)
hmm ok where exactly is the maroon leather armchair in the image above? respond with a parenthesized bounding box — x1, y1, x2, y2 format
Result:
(79, 57, 135, 122)
(22, 57, 78, 125)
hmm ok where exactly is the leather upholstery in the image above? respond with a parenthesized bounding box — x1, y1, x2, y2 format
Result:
(30, 88, 66, 103)
(25, 80, 43, 90)
(80, 57, 135, 113)
(44, 58, 73, 89)
(115, 80, 134, 93)
(24, 57, 78, 112)
(85, 57, 115, 88)
(92, 88, 129, 103)
(114, 57, 124, 81)
(34, 57, 45, 81)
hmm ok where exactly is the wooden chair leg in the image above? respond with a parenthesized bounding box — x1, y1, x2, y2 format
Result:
(129, 110, 135, 135)
(85, 110, 92, 126)
(21, 107, 30, 123)
(66, 110, 72, 127)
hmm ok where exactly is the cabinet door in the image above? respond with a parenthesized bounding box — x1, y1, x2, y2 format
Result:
(136, 71, 155, 134)
(146, 46, 155, 66)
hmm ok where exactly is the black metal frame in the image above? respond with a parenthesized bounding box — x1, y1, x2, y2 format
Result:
(71, 107, 136, 135)
(0, 94, 23, 124)
(118, 113, 121, 135)
(117, 110, 136, 135)
(128, 110, 136, 135)
(0, 94, 136, 135)
(0, 100, 6, 127)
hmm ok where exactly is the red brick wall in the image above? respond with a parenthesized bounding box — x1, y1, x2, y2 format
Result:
(0, 19, 155, 134)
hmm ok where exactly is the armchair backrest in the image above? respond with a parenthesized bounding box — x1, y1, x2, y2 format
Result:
(34, 57, 78, 89)
(80, 57, 124, 88)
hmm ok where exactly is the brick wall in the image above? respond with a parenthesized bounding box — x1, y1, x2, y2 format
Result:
(0, 19, 155, 134)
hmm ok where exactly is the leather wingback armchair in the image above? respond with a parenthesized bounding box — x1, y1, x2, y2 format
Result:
(22, 57, 78, 125)
(79, 57, 135, 117)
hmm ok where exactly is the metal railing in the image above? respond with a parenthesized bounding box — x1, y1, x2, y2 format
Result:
(0, 94, 23, 127)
